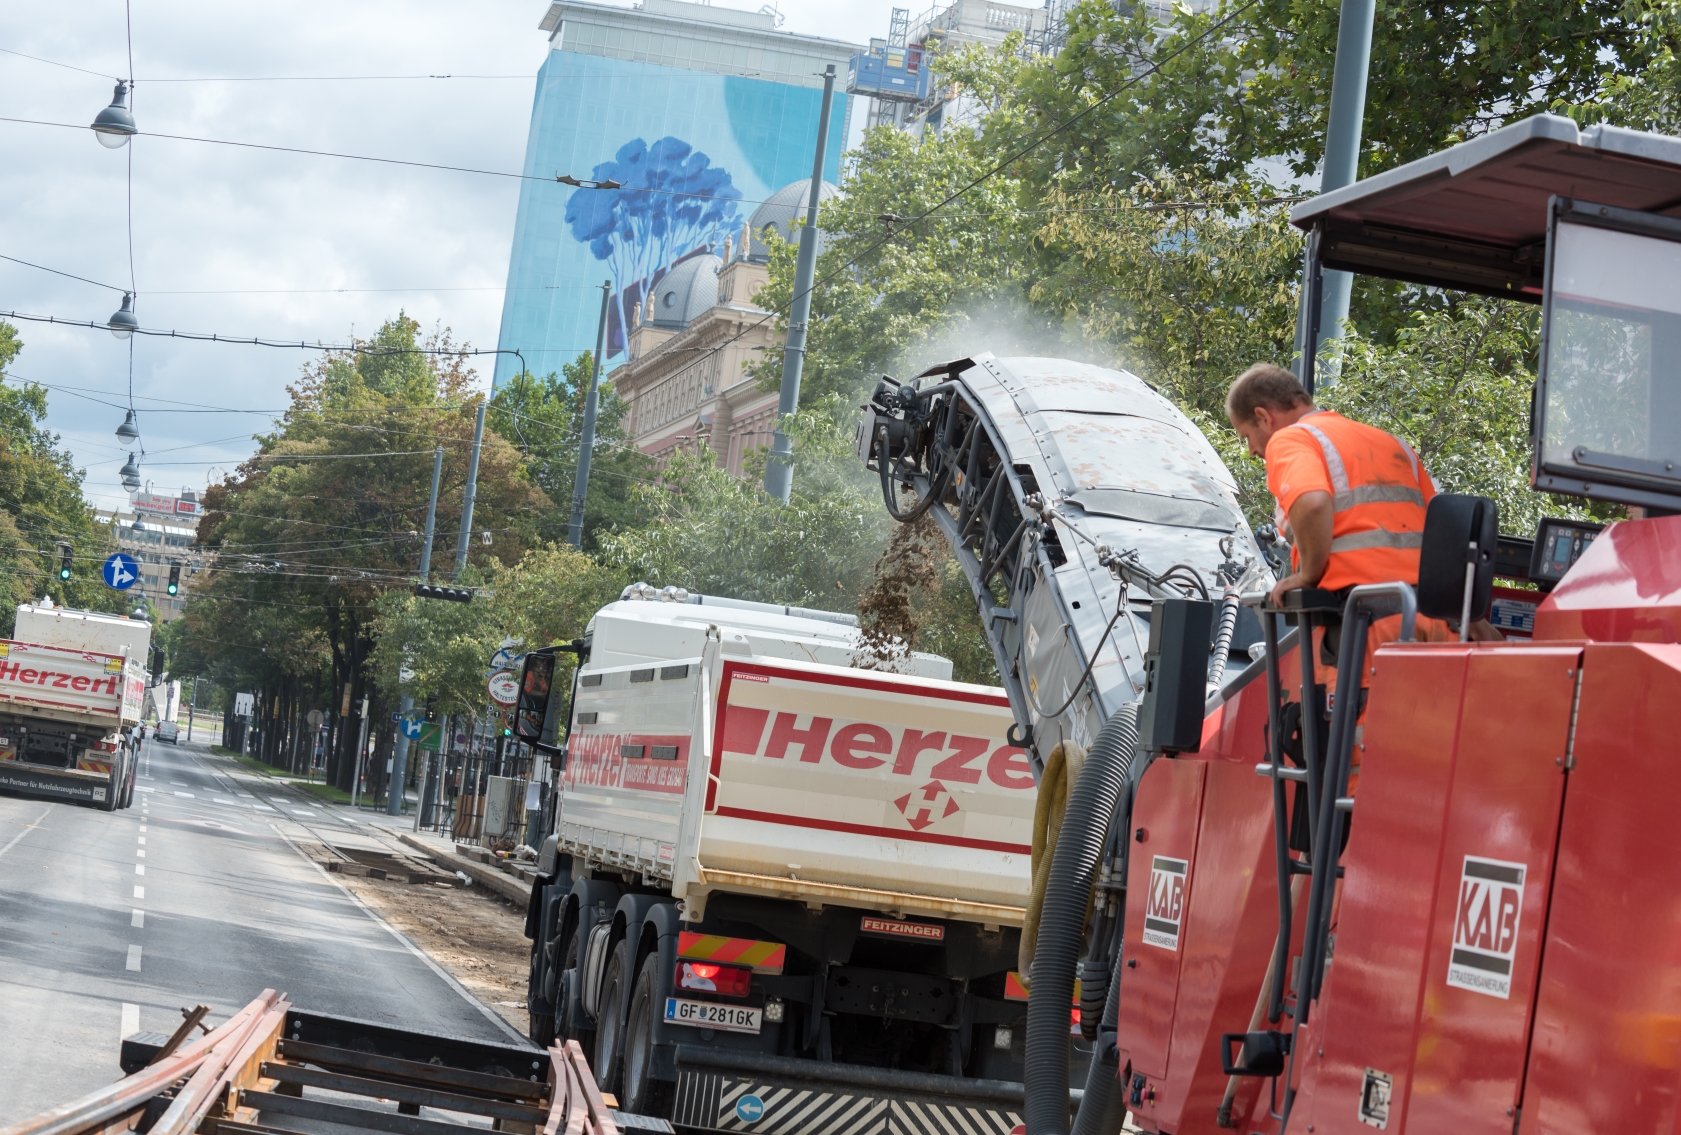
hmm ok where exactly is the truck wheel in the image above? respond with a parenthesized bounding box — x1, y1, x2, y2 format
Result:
(529, 941, 557, 1048)
(558, 926, 594, 1050)
(594, 940, 633, 1095)
(622, 954, 674, 1117)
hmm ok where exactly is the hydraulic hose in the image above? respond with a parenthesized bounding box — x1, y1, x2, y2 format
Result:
(1207, 588, 1241, 687)
(1024, 702, 1141, 1135)
(1069, 940, 1129, 1135)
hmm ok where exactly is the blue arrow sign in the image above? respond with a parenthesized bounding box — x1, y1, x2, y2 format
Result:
(102, 552, 140, 591)
(400, 717, 425, 740)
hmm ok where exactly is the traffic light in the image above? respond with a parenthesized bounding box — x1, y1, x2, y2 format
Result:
(166, 563, 181, 596)
(413, 583, 474, 603)
(56, 542, 72, 581)
(424, 693, 438, 723)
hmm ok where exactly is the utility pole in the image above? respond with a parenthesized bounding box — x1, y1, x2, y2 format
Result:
(453, 401, 486, 580)
(764, 64, 837, 504)
(568, 282, 612, 547)
(1295, 0, 1376, 386)
(390, 447, 443, 816)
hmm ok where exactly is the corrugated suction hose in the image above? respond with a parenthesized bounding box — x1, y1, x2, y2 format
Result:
(1025, 703, 1140, 1135)
(1070, 941, 1129, 1135)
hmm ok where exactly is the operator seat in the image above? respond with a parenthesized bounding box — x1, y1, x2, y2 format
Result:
(1416, 494, 1499, 631)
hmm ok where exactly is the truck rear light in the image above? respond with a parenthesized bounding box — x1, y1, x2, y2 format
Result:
(93, 740, 117, 752)
(763, 997, 785, 1022)
(676, 961, 752, 998)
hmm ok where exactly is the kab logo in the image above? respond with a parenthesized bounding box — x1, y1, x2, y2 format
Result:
(1446, 855, 1527, 1000)
(1142, 856, 1188, 951)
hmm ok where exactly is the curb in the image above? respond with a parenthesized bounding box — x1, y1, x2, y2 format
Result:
(396, 832, 533, 906)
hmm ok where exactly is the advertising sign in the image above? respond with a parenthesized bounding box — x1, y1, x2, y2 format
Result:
(495, 51, 851, 385)
(130, 493, 199, 518)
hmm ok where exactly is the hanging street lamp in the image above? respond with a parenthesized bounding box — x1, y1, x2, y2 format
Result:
(109, 293, 138, 338)
(92, 81, 137, 148)
(116, 408, 140, 442)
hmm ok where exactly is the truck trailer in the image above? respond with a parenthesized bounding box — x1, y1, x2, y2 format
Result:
(0, 600, 148, 810)
(523, 587, 1089, 1134)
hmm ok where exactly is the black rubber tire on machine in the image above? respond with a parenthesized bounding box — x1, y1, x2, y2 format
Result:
(622, 954, 675, 1116)
(594, 939, 634, 1094)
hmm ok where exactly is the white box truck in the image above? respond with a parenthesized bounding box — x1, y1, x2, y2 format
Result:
(0, 602, 147, 810)
(522, 587, 1085, 1133)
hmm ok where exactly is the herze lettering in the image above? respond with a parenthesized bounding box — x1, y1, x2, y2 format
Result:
(736, 710, 1031, 789)
(0, 661, 117, 695)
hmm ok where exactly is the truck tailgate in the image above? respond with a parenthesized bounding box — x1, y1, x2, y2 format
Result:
(0, 639, 137, 721)
(701, 659, 1031, 919)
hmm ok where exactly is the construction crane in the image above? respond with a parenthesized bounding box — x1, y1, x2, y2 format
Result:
(864, 112, 1681, 1135)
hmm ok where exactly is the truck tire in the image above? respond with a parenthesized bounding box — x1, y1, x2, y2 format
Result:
(529, 941, 557, 1048)
(594, 939, 633, 1095)
(556, 925, 595, 1053)
(621, 953, 674, 1117)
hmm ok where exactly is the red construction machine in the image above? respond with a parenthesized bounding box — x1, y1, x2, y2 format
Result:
(865, 113, 1681, 1135)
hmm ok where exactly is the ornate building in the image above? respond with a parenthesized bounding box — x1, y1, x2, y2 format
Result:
(610, 177, 838, 475)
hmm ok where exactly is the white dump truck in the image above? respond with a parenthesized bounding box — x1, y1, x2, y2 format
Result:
(521, 586, 1084, 1134)
(0, 601, 148, 810)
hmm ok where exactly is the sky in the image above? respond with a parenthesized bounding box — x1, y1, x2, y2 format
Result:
(0, 0, 897, 515)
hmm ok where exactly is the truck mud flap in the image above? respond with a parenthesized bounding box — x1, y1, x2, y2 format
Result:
(0, 765, 108, 805)
(673, 1044, 1081, 1135)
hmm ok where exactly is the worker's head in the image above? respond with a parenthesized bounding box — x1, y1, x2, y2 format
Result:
(1226, 364, 1316, 458)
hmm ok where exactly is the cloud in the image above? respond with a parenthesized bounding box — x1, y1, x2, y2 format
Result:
(0, 0, 894, 512)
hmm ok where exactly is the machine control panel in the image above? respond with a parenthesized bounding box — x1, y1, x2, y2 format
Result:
(1527, 518, 1605, 589)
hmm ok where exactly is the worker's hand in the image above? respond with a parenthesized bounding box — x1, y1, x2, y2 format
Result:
(1269, 572, 1310, 608)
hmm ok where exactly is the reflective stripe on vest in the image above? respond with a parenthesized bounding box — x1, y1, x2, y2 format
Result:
(1329, 527, 1425, 553)
(1294, 422, 1426, 513)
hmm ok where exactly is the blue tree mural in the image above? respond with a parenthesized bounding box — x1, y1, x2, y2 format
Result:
(565, 136, 744, 355)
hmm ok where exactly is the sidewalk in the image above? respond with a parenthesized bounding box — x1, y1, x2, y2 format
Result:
(361, 815, 537, 907)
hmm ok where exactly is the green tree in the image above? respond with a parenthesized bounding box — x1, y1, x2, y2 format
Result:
(488, 353, 654, 549)
(0, 320, 115, 629)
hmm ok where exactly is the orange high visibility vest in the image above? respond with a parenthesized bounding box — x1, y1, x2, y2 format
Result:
(1265, 411, 1436, 593)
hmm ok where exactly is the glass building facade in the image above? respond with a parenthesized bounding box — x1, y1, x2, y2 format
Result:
(493, 0, 858, 387)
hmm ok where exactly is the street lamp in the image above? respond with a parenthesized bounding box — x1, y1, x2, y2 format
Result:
(116, 408, 140, 441)
(108, 293, 138, 338)
(92, 81, 137, 148)
(119, 453, 141, 489)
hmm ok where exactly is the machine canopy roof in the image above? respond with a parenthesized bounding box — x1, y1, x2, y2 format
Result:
(1289, 114, 1681, 301)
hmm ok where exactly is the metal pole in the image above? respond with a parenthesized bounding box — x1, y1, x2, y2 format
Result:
(764, 64, 837, 504)
(390, 447, 445, 816)
(1307, 0, 1376, 377)
(568, 282, 612, 547)
(351, 698, 370, 809)
(453, 404, 486, 580)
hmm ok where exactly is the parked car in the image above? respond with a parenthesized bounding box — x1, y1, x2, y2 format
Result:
(154, 721, 179, 744)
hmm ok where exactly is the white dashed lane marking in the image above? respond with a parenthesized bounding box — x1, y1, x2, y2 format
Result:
(134, 865, 144, 876)
(131, 909, 144, 928)
(125, 945, 141, 972)
(120, 1003, 139, 1039)
(174, 792, 193, 798)
(133, 885, 144, 899)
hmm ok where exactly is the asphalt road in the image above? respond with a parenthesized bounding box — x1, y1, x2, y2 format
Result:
(0, 735, 532, 1124)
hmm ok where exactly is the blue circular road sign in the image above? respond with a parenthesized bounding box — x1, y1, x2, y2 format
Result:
(102, 552, 140, 591)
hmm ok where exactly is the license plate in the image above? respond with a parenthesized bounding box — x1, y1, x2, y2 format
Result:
(664, 997, 762, 1034)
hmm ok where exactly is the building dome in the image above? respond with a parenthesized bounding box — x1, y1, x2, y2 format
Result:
(648, 253, 723, 329)
(747, 178, 840, 259)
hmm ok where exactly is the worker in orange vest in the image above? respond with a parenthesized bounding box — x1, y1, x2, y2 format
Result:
(1225, 364, 1494, 685)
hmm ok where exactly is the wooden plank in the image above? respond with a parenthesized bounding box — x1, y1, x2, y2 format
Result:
(277, 1040, 548, 1100)
(238, 1090, 481, 1135)
(258, 1063, 546, 1124)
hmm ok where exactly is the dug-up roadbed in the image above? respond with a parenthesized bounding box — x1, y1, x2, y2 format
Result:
(299, 836, 537, 1036)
